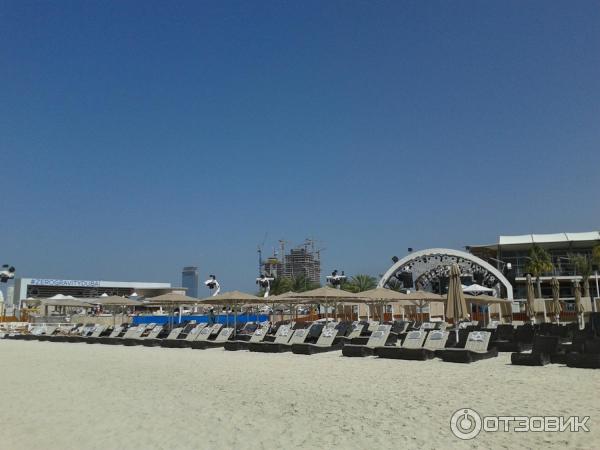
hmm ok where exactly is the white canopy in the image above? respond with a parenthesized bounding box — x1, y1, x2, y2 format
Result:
(462, 284, 495, 294)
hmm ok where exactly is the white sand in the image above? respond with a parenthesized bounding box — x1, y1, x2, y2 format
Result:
(1, 340, 598, 449)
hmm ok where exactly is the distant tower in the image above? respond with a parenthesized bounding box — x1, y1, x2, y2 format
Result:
(182, 266, 200, 298)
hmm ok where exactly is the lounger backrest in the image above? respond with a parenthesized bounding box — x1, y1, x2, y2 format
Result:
(184, 323, 207, 341)
(421, 322, 435, 330)
(249, 325, 270, 343)
(123, 325, 144, 339)
(488, 321, 500, 329)
(214, 327, 234, 342)
(196, 324, 222, 341)
(367, 321, 380, 332)
(315, 326, 339, 346)
(147, 326, 163, 339)
(401, 330, 427, 349)
(287, 325, 314, 345)
(165, 327, 183, 339)
(90, 325, 106, 338)
(464, 331, 491, 352)
(434, 322, 448, 331)
(347, 322, 366, 339)
(423, 331, 449, 350)
(366, 324, 392, 347)
(44, 325, 58, 335)
(109, 326, 124, 338)
(273, 325, 292, 344)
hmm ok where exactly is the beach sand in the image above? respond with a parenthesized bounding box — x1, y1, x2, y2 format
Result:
(1, 340, 598, 449)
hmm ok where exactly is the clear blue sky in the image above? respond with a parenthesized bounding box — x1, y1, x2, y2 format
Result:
(1, 0, 599, 293)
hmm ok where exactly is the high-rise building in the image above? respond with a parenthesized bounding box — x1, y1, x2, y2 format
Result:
(261, 240, 321, 284)
(182, 266, 200, 298)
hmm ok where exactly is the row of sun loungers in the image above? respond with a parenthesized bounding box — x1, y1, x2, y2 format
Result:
(5, 315, 599, 367)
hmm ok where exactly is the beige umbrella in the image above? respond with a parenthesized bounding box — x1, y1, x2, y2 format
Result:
(574, 280, 584, 328)
(198, 291, 264, 334)
(40, 298, 92, 308)
(549, 277, 562, 323)
(358, 288, 415, 322)
(525, 274, 536, 323)
(446, 264, 469, 341)
(286, 286, 367, 323)
(404, 290, 445, 322)
(147, 293, 200, 327)
(90, 295, 142, 326)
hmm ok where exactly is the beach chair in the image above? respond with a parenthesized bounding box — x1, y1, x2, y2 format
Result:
(159, 323, 199, 348)
(192, 326, 234, 349)
(511, 335, 560, 366)
(224, 323, 270, 351)
(123, 324, 164, 346)
(566, 338, 600, 369)
(34, 325, 59, 341)
(494, 324, 534, 352)
(248, 323, 318, 353)
(342, 324, 395, 357)
(437, 331, 498, 363)
(189, 324, 224, 349)
(291, 323, 345, 355)
(101, 324, 138, 345)
(377, 330, 450, 360)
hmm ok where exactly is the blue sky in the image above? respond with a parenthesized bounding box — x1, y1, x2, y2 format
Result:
(1, 0, 599, 293)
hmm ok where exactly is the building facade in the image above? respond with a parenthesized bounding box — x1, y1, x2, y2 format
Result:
(469, 231, 600, 300)
(12, 278, 175, 305)
(181, 266, 200, 298)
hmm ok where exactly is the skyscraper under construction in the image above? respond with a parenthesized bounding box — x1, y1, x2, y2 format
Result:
(261, 240, 321, 284)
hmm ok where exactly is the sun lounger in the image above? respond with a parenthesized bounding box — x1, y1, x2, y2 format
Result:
(437, 331, 498, 363)
(159, 323, 200, 348)
(188, 324, 224, 349)
(122, 324, 164, 346)
(377, 330, 450, 360)
(566, 338, 600, 369)
(494, 324, 534, 352)
(511, 335, 560, 366)
(291, 323, 345, 354)
(34, 325, 59, 341)
(192, 326, 234, 349)
(99, 324, 137, 345)
(249, 323, 321, 353)
(342, 324, 395, 357)
(225, 324, 270, 351)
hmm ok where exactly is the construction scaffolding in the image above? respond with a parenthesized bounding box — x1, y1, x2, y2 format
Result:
(261, 239, 321, 284)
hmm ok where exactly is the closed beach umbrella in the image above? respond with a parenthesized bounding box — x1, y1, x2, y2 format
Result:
(574, 280, 584, 328)
(526, 274, 536, 323)
(446, 264, 469, 341)
(550, 277, 562, 323)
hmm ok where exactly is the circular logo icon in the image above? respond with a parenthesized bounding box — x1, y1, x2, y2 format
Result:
(450, 408, 482, 440)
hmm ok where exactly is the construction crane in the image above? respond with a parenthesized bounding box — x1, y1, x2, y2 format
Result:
(257, 232, 268, 276)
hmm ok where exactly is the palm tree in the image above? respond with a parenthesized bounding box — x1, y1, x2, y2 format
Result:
(343, 274, 378, 293)
(525, 244, 554, 298)
(592, 245, 600, 269)
(290, 273, 320, 292)
(570, 253, 593, 297)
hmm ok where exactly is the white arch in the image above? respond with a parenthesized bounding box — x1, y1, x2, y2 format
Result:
(378, 247, 513, 300)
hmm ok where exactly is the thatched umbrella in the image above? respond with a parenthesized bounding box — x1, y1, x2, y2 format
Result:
(525, 274, 536, 323)
(90, 295, 142, 326)
(147, 293, 200, 327)
(446, 264, 469, 341)
(550, 277, 562, 323)
(198, 291, 263, 335)
(574, 280, 585, 328)
(405, 290, 445, 322)
(463, 294, 513, 325)
(357, 288, 415, 322)
(286, 286, 367, 323)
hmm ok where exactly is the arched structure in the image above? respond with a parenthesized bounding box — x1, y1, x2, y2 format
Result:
(378, 248, 513, 300)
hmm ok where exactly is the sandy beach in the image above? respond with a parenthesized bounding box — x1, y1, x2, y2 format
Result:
(1, 340, 598, 450)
